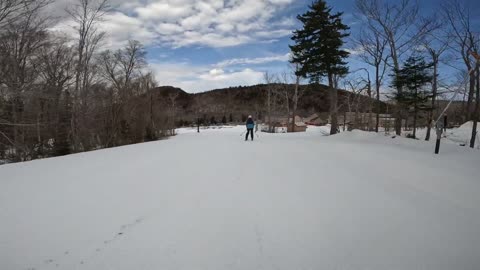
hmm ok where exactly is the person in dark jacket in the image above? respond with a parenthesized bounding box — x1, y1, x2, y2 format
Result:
(245, 115, 255, 141)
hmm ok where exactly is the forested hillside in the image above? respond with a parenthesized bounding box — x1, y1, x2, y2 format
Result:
(152, 83, 387, 125)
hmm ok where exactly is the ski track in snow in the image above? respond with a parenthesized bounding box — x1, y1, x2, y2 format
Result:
(25, 216, 146, 270)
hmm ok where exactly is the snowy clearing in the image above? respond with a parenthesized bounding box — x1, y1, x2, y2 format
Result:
(1, 126, 480, 270)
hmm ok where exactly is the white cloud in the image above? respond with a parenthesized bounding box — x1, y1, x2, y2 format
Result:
(135, 2, 193, 21)
(49, 11, 156, 50)
(150, 62, 265, 92)
(149, 52, 293, 92)
(193, 68, 265, 91)
(155, 23, 184, 35)
(99, 12, 157, 49)
(255, 29, 293, 38)
(216, 53, 291, 68)
(171, 31, 251, 48)
(209, 68, 225, 76)
(216, 23, 235, 32)
(47, 0, 296, 91)
(345, 47, 364, 56)
(51, 0, 296, 49)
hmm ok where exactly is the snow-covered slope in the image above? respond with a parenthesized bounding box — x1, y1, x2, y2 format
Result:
(1, 126, 480, 270)
(445, 121, 480, 146)
(407, 121, 480, 147)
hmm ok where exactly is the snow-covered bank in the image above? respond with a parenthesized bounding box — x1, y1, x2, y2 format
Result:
(405, 121, 480, 147)
(1, 127, 479, 270)
(445, 121, 480, 146)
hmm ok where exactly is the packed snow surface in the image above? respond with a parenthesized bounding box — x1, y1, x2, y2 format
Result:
(1, 126, 480, 270)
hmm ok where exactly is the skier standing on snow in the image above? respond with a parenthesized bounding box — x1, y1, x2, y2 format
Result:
(245, 115, 255, 141)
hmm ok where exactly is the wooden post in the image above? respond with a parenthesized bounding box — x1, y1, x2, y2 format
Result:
(435, 137, 441, 154)
(434, 121, 444, 154)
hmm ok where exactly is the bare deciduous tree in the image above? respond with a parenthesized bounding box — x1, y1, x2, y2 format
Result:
(67, 0, 108, 150)
(263, 72, 278, 132)
(168, 91, 179, 135)
(442, 0, 478, 121)
(0, 0, 26, 26)
(0, 0, 49, 28)
(355, 0, 435, 135)
(0, 0, 169, 163)
(421, 18, 450, 141)
(469, 52, 480, 148)
(342, 77, 368, 130)
(98, 40, 150, 146)
(357, 28, 389, 132)
(0, 1, 50, 160)
(442, 0, 479, 147)
(38, 36, 75, 155)
(280, 64, 305, 132)
(100, 40, 146, 101)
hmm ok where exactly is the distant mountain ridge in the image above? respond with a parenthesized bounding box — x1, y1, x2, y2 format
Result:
(148, 84, 388, 124)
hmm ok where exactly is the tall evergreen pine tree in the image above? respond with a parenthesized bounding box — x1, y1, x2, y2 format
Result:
(392, 56, 433, 139)
(290, 0, 350, 135)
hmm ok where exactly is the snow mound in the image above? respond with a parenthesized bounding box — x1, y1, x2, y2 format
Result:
(459, 121, 480, 130)
(445, 121, 480, 145)
(306, 125, 331, 135)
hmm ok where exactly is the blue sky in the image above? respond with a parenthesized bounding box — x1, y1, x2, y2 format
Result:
(52, 0, 480, 93)
(137, 0, 314, 92)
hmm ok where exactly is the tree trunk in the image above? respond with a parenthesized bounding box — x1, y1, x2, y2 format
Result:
(36, 112, 41, 145)
(329, 73, 338, 135)
(12, 97, 18, 156)
(286, 92, 291, 133)
(375, 64, 380, 133)
(267, 88, 271, 132)
(71, 40, 84, 153)
(148, 90, 155, 139)
(291, 75, 300, 133)
(395, 108, 403, 135)
(413, 104, 418, 139)
(426, 57, 438, 141)
(367, 81, 373, 131)
(467, 74, 475, 120)
(354, 105, 359, 130)
(470, 65, 479, 148)
(390, 41, 402, 136)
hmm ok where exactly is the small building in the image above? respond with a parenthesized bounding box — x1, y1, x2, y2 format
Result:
(304, 113, 319, 123)
(287, 119, 308, 133)
(260, 125, 287, 133)
(304, 113, 328, 126)
(337, 112, 395, 130)
(261, 115, 307, 133)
